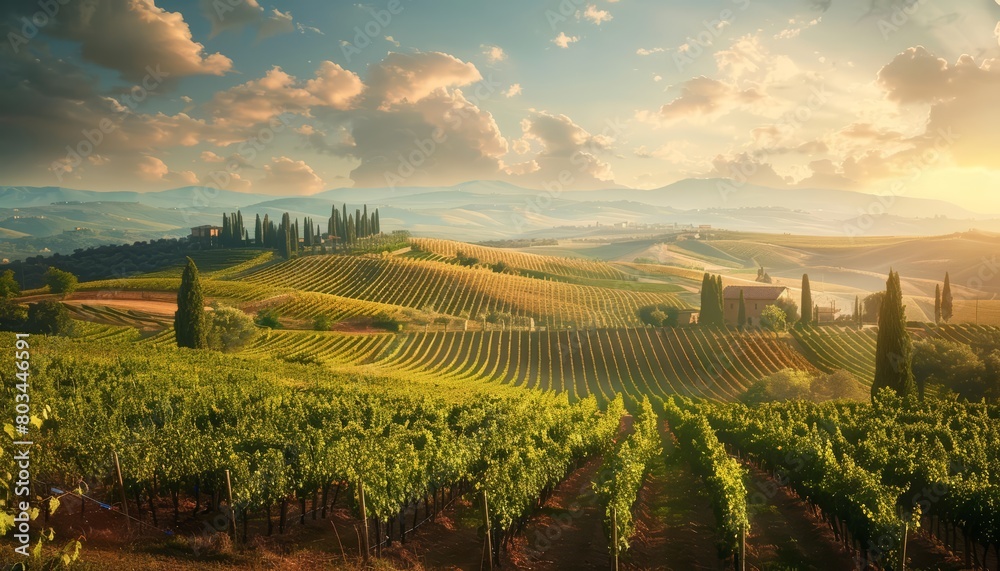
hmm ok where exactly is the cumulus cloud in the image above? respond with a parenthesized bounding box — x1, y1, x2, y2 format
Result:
(365, 51, 482, 109)
(504, 111, 616, 189)
(482, 44, 507, 63)
(658, 77, 764, 121)
(200, 0, 295, 39)
(9, 0, 234, 81)
(206, 62, 362, 136)
(636, 47, 665, 56)
(505, 84, 523, 97)
(258, 156, 325, 194)
(877, 46, 1000, 168)
(581, 5, 613, 25)
(552, 32, 579, 48)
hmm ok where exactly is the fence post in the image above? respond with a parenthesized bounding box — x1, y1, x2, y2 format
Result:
(225, 470, 236, 542)
(359, 481, 370, 561)
(900, 521, 908, 571)
(112, 450, 130, 533)
(482, 489, 493, 571)
(611, 506, 619, 571)
(740, 521, 747, 571)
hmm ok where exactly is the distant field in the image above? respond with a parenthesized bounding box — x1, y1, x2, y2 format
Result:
(951, 299, 1000, 326)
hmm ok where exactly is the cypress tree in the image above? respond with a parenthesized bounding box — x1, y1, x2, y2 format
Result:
(941, 272, 953, 322)
(174, 257, 208, 349)
(799, 274, 812, 326)
(342, 204, 348, 240)
(855, 295, 862, 328)
(236, 210, 245, 245)
(934, 284, 942, 324)
(362, 205, 369, 237)
(280, 213, 292, 259)
(737, 289, 746, 330)
(375, 209, 380, 234)
(255, 214, 262, 246)
(700, 273, 711, 324)
(872, 270, 915, 401)
(715, 275, 724, 326)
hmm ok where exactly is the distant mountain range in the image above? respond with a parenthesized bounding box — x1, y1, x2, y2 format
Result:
(1, 179, 998, 259)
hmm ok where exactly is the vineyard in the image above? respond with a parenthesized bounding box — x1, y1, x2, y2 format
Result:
(129, 325, 816, 403)
(240, 254, 688, 328)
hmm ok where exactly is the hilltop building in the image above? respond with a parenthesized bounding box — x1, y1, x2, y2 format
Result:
(190, 225, 222, 240)
(723, 285, 789, 326)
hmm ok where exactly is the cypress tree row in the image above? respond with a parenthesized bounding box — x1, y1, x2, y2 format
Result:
(799, 274, 812, 326)
(871, 270, 915, 401)
(174, 257, 208, 349)
(941, 272, 953, 322)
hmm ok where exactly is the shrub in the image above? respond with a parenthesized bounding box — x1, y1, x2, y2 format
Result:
(208, 306, 259, 352)
(44, 267, 78, 295)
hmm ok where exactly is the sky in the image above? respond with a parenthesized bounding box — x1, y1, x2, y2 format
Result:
(2, 0, 1000, 212)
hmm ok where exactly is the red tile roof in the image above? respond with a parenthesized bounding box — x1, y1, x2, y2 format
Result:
(722, 285, 787, 300)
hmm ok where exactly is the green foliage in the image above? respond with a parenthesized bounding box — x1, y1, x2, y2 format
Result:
(872, 270, 915, 400)
(0, 269, 19, 299)
(43, 267, 78, 295)
(799, 274, 812, 326)
(741, 368, 868, 404)
(941, 272, 953, 322)
(313, 314, 332, 331)
(207, 305, 259, 352)
(174, 257, 208, 349)
(772, 296, 799, 326)
(912, 338, 987, 401)
(663, 398, 749, 557)
(595, 398, 660, 557)
(638, 304, 680, 327)
(371, 311, 402, 332)
(759, 305, 786, 336)
(255, 308, 282, 329)
(27, 301, 75, 336)
(737, 290, 746, 329)
(454, 250, 480, 267)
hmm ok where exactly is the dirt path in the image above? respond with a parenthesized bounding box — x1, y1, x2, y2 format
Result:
(503, 457, 610, 570)
(743, 464, 856, 571)
(623, 421, 723, 571)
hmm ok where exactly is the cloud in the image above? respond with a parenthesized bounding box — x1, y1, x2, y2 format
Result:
(258, 156, 325, 194)
(505, 111, 616, 189)
(636, 47, 665, 56)
(707, 153, 794, 188)
(505, 84, 523, 97)
(482, 44, 507, 63)
(581, 5, 613, 25)
(658, 77, 765, 121)
(552, 32, 579, 48)
(877, 46, 1000, 168)
(206, 62, 362, 136)
(200, 150, 225, 162)
(200, 0, 295, 39)
(12, 0, 235, 81)
(773, 17, 821, 40)
(384, 35, 400, 46)
(365, 51, 482, 109)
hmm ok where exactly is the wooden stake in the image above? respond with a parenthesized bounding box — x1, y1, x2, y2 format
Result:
(359, 481, 370, 561)
(900, 521, 908, 571)
(112, 450, 130, 533)
(740, 521, 747, 571)
(225, 469, 236, 542)
(482, 490, 493, 571)
(611, 506, 619, 571)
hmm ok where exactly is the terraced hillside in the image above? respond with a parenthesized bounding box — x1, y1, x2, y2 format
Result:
(241, 254, 688, 328)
